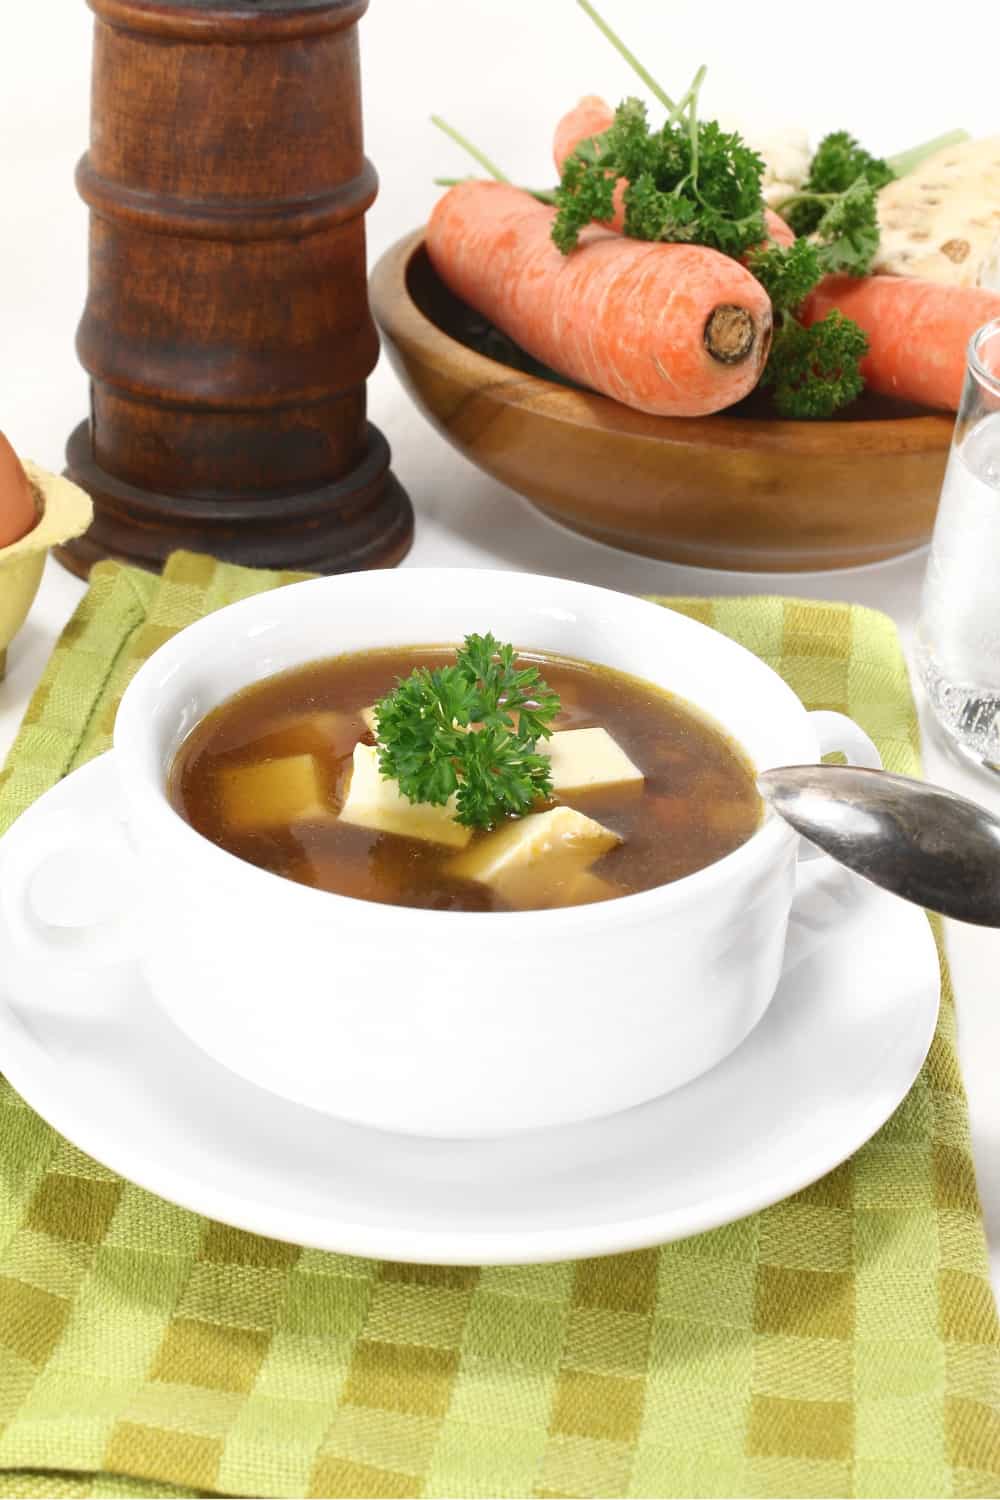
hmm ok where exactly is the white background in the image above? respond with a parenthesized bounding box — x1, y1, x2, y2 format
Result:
(3, 0, 1000, 1280)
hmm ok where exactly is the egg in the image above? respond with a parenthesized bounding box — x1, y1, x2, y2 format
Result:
(0, 430, 39, 549)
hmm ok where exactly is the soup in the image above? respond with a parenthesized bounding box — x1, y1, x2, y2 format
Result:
(169, 646, 761, 912)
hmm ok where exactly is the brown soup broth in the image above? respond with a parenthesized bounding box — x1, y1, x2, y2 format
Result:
(168, 647, 761, 912)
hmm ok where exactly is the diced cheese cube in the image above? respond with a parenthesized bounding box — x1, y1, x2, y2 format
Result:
(448, 805, 621, 908)
(219, 754, 333, 833)
(338, 743, 472, 849)
(543, 727, 643, 796)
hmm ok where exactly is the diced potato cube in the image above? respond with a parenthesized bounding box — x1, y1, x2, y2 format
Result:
(339, 743, 472, 849)
(449, 805, 621, 908)
(218, 754, 333, 833)
(543, 727, 643, 796)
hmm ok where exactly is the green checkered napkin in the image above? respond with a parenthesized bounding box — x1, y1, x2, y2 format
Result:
(0, 552, 997, 1500)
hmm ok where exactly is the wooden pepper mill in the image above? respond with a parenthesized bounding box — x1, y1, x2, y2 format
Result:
(61, 0, 412, 578)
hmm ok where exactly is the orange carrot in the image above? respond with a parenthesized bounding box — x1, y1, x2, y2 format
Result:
(553, 96, 795, 250)
(763, 210, 796, 251)
(427, 181, 772, 417)
(801, 275, 1000, 411)
(553, 95, 628, 229)
(553, 95, 615, 177)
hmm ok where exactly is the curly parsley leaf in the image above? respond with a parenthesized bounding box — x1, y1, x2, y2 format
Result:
(551, 147, 621, 255)
(748, 238, 822, 312)
(781, 130, 894, 238)
(372, 665, 468, 808)
(812, 177, 882, 275)
(748, 239, 869, 419)
(374, 634, 561, 829)
(552, 97, 767, 257)
(804, 130, 894, 198)
(759, 310, 869, 420)
(621, 171, 699, 244)
(453, 725, 555, 827)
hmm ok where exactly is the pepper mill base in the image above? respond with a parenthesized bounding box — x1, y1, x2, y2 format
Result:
(57, 420, 414, 580)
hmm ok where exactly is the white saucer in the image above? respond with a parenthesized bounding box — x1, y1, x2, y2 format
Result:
(0, 754, 940, 1265)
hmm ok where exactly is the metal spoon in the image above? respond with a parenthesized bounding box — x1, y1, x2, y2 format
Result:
(757, 764, 1000, 927)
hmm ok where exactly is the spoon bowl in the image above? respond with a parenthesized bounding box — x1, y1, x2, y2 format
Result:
(758, 764, 1000, 926)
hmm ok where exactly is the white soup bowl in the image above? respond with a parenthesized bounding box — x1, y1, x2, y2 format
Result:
(1, 570, 879, 1136)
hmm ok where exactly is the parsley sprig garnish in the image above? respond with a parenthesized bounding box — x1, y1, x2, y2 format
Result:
(778, 132, 894, 239)
(374, 634, 561, 829)
(551, 4, 767, 258)
(749, 237, 869, 419)
(552, 95, 767, 258)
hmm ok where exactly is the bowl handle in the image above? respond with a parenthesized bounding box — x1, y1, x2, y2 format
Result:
(0, 754, 143, 967)
(807, 710, 883, 771)
(796, 711, 883, 864)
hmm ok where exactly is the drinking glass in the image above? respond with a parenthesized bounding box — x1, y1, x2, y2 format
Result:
(916, 318, 1000, 769)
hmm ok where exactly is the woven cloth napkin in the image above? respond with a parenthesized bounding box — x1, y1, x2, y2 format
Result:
(0, 551, 998, 1500)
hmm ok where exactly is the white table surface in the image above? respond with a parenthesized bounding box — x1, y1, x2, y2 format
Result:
(3, 0, 1000, 1285)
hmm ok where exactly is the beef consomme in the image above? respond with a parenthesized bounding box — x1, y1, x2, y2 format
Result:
(168, 646, 761, 912)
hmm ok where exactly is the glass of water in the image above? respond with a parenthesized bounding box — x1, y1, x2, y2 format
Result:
(917, 318, 1000, 769)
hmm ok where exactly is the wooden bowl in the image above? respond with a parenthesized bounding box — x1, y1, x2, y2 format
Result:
(370, 230, 955, 573)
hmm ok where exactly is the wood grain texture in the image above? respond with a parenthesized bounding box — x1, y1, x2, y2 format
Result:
(370, 232, 954, 573)
(62, 0, 411, 579)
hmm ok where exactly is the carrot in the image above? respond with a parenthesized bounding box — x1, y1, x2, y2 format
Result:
(552, 95, 627, 233)
(426, 181, 772, 417)
(801, 275, 1000, 411)
(553, 96, 795, 250)
(553, 95, 627, 225)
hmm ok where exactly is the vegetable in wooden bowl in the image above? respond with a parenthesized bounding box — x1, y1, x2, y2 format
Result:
(370, 231, 954, 574)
